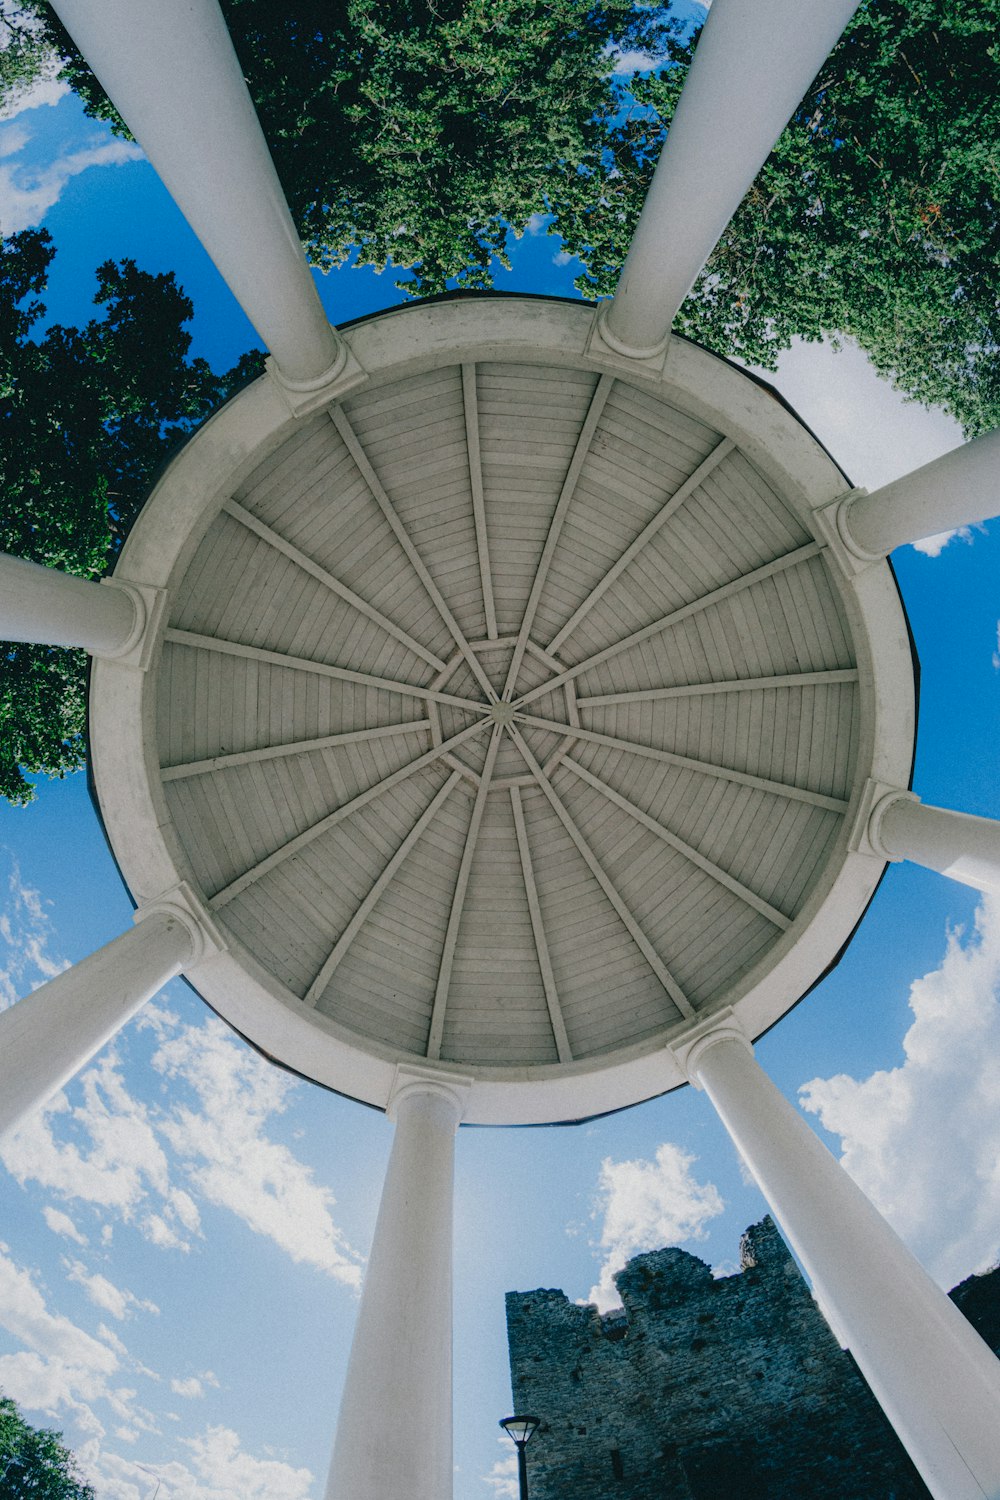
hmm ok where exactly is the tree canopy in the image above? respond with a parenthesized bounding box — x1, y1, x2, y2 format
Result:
(31, 0, 672, 296)
(0, 1393, 95, 1499)
(550, 0, 1000, 436)
(0, 229, 257, 805)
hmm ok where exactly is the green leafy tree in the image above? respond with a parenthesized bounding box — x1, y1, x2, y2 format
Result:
(29, 0, 673, 295)
(0, 1393, 95, 1499)
(550, 0, 1000, 436)
(0, 229, 259, 806)
(0, 1, 56, 115)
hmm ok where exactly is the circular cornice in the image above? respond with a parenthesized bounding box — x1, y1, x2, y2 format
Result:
(89, 296, 914, 1124)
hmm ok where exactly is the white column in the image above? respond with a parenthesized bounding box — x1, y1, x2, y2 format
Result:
(48, 0, 343, 389)
(840, 427, 1000, 558)
(600, 0, 861, 359)
(685, 1027, 1000, 1500)
(326, 1069, 471, 1500)
(872, 791, 1000, 896)
(0, 552, 141, 657)
(0, 902, 200, 1139)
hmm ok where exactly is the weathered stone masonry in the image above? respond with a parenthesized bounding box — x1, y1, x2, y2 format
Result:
(507, 1218, 1000, 1500)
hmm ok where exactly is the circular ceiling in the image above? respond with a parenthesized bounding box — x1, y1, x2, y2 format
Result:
(89, 296, 914, 1123)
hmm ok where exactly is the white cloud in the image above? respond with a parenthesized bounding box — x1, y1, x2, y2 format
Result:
(0, 852, 70, 1008)
(43, 1206, 88, 1246)
(0, 72, 69, 120)
(65, 1261, 159, 1322)
(170, 1376, 206, 1400)
(153, 1019, 363, 1288)
(911, 527, 972, 558)
(585, 1143, 724, 1311)
(0, 136, 142, 233)
(609, 47, 663, 74)
(800, 896, 1000, 1290)
(993, 622, 1000, 672)
(483, 1445, 519, 1499)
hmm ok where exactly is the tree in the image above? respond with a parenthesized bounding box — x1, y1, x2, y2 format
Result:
(0, 1, 57, 116)
(28, 0, 673, 295)
(550, 0, 1000, 436)
(0, 1393, 95, 1498)
(0, 229, 259, 806)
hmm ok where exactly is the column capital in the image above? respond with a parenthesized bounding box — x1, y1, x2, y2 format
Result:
(386, 1064, 474, 1124)
(812, 488, 881, 576)
(847, 778, 919, 861)
(586, 302, 670, 370)
(99, 578, 168, 670)
(669, 1009, 752, 1089)
(266, 338, 368, 418)
(134, 881, 228, 969)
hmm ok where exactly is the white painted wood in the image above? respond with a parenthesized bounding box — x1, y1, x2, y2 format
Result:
(510, 786, 573, 1063)
(689, 1030, 1000, 1500)
(502, 375, 615, 697)
(547, 438, 735, 653)
(163, 629, 484, 712)
(562, 756, 790, 929)
(519, 713, 849, 812)
(426, 727, 504, 1058)
(602, 0, 863, 357)
(876, 794, 1000, 896)
(331, 406, 497, 701)
(509, 726, 694, 1018)
(579, 668, 858, 707)
(462, 364, 498, 640)
(209, 719, 491, 909)
(47, 0, 341, 386)
(162, 720, 432, 780)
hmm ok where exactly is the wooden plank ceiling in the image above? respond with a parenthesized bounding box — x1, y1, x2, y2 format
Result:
(156, 360, 858, 1069)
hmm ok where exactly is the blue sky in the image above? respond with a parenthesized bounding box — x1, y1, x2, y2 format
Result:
(1, 47, 999, 1500)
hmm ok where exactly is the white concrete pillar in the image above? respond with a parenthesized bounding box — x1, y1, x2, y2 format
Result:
(684, 1026, 1000, 1500)
(0, 552, 142, 657)
(600, 0, 861, 359)
(325, 1068, 471, 1500)
(871, 791, 1000, 896)
(0, 897, 205, 1139)
(48, 0, 343, 389)
(839, 428, 1000, 558)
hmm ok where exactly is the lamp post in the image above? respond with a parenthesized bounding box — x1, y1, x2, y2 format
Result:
(499, 1415, 540, 1500)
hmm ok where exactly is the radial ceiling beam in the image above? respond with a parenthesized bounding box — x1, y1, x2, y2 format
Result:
(163, 629, 486, 713)
(462, 364, 498, 641)
(331, 406, 498, 701)
(562, 755, 791, 930)
(304, 771, 463, 1007)
(161, 720, 432, 782)
(579, 668, 859, 708)
(600, 0, 863, 359)
(518, 713, 848, 814)
(518, 542, 823, 708)
(209, 718, 491, 909)
(501, 375, 615, 699)
(508, 727, 695, 1019)
(48, 0, 343, 388)
(546, 437, 735, 655)
(426, 727, 505, 1059)
(222, 500, 447, 672)
(510, 786, 574, 1063)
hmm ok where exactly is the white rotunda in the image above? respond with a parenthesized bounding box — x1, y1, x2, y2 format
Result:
(2, 1, 1000, 1497)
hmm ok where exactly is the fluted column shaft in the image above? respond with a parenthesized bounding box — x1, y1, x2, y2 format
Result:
(0, 907, 197, 1139)
(602, 0, 861, 358)
(876, 795, 1000, 896)
(48, 0, 342, 387)
(689, 1031, 1000, 1500)
(843, 427, 1000, 557)
(0, 552, 140, 656)
(325, 1072, 469, 1500)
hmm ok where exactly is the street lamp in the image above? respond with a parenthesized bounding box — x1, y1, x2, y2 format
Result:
(499, 1415, 540, 1500)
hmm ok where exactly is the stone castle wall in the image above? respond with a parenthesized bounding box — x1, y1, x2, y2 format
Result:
(506, 1218, 1000, 1500)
